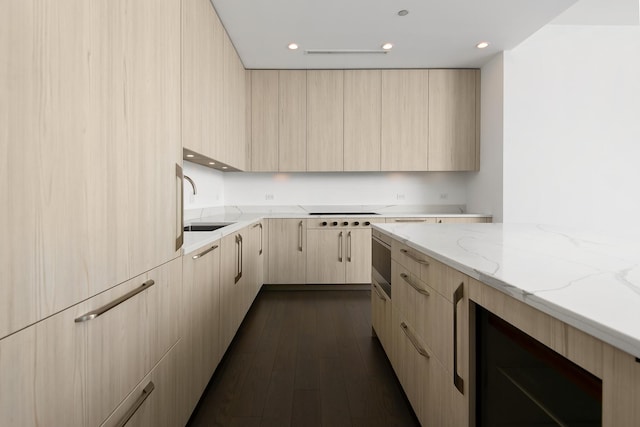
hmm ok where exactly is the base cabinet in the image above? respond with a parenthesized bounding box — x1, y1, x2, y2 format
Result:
(267, 219, 306, 284)
(371, 281, 392, 357)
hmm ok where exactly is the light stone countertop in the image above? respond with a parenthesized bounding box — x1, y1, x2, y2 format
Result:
(182, 205, 491, 255)
(372, 222, 640, 358)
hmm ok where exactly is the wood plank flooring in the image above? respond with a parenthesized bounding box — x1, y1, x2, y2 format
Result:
(187, 289, 420, 427)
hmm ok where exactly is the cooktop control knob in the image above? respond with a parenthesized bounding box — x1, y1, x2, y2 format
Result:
(332, 221, 338, 226)
(353, 221, 360, 226)
(342, 221, 349, 226)
(364, 221, 371, 226)
(321, 221, 328, 226)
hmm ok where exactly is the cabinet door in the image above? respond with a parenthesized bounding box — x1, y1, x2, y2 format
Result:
(279, 70, 307, 171)
(247, 221, 265, 302)
(267, 219, 307, 284)
(345, 229, 373, 283)
(436, 216, 488, 224)
(223, 33, 246, 170)
(344, 70, 382, 171)
(381, 70, 429, 171)
(428, 69, 479, 171)
(307, 70, 344, 171)
(85, 258, 181, 427)
(0, 302, 87, 426)
(181, 0, 224, 159)
(251, 70, 279, 171)
(0, 0, 105, 339)
(306, 229, 346, 284)
(180, 242, 220, 420)
(220, 232, 245, 352)
(371, 281, 392, 357)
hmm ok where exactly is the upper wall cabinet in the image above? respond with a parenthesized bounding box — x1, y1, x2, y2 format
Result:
(428, 69, 480, 171)
(251, 70, 279, 171)
(249, 68, 479, 173)
(0, 0, 182, 339)
(279, 70, 307, 172)
(344, 70, 382, 171)
(307, 70, 344, 171)
(381, 70, 430, 171)
(223, 33, 247, 171)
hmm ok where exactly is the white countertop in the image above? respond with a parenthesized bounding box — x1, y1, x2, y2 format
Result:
(373, 222, 640, 358)
(182, 205, 491, 255)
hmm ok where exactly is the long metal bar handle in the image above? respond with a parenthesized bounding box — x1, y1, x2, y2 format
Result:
(453, 282, 464, 394)
(338, 231, 343, 262)
(394, 219, 426, 223)
(192, 245, 218, 260)
(400, 249, 429, 265)
(347, 231, 352, 262)
(253, 223, 263, 255)
(175, 164, 184, 251)
(115, 381, 155, 427)
(234, 235, 242, 283)
(372, 282, 387, 301)
(298, 221, 303, 252)
(75, 280, 155, 323)
(239, 234, 243, 277)
(400, 273, 430, 296)
(401, 322, 430, 358)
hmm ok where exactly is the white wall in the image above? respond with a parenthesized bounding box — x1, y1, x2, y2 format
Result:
(223, 171, 470, 206)
(466, 53, 504, 221)
(502, 24, 640, 234)
(183, 161, 225, 209)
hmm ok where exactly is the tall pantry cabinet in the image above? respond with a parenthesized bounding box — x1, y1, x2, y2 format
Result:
(0, 0, 183, 425)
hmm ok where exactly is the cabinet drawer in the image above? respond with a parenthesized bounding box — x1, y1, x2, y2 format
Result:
(101, 341, 179, 427)
(391, 240, 430, 277)
(386, 217, 437, 224)
(85, 258, 181, 426)
(419, 254, 467, 304)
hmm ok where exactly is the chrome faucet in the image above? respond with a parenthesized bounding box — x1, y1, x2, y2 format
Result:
(184, 175, 197, 195)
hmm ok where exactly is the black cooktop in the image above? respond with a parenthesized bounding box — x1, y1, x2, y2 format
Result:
(308, 212, 379, 215)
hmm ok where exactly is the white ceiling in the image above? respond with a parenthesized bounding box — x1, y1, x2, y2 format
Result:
(210, 0, 579, 69)
(552, 0, 640, 25)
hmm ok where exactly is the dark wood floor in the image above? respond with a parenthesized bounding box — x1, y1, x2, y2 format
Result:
(187, 289, 420, 427)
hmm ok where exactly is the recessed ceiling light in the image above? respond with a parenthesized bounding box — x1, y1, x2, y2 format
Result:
(208, 161, 215, 165)
(221, 166, 228, 170)
(476, 41, 490, 49)
(186, 154, 195, 158)
(382, 43, 393, 50)
(287, 43, 299, 50)
(397, 10, 409, 16)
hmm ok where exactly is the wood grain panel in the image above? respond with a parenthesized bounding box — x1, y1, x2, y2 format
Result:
(251, 70, 279, 171)
(279, 71, 307, 171)
(307, 70, 344, 171)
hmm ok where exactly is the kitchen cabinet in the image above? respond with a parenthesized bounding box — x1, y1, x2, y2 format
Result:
(179, 241, 221, 423)
(307, 70, 344, 171)
(223, 33, 247, 170)
(246, 221, 265, 303)
(381, 70, 430, 171)
(428, 69, 480, 171)
(100, 343, 179, 427)
(344, 70, 382, 171)
(437, 216, 489, 224)
(181, 0, 224, 163)
(371, 280, 392, 357)
(386, 217, 437, 224)
(306, 221, 374, 284)
(279, 71, 307, 171)
(251, 70, 279, 171)
(220, 230, 246, 352)
(267, 219, 307, 284)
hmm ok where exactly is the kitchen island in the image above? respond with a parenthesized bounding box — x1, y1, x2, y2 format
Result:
(372, 222, 640, 426)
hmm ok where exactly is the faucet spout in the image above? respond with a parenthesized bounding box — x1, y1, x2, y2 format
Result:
(184, 175, 197, 195)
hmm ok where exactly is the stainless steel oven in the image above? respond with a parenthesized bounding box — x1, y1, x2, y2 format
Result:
(371, 228, 392, 298)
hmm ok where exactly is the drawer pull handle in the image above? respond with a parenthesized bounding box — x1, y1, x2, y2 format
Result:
(115, 381, 155, 427)
(401, 322, 430, 358)
(400, 249, 429, 265)
(453, 282, 464, 394)
(400, 273, 430, 296)
(75, 280, 155, 323)
(394, 219, 426, 223)
(298, 221, 303, 252)
(372, 282, 387, 301)
(192, 244, 219, 259)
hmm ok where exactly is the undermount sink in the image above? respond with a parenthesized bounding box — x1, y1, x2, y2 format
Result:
(183, 222, 234, 232)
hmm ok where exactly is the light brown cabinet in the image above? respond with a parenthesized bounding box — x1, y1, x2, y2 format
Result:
(223, 33, 247, 170)
(344, 70, 382, 171)
(220, 231, 246, 353)
(307, 70, 344, 171)
(179, 241, 221, 423)
(381, 70, 430, 171)
(428, 69, 480, 171)
(246, 221, 265, 303)
(250, 70, 279, 171)
(371, 281, 392, 356)
(267, 219, 307, 284)
(279, 71, 307, 171)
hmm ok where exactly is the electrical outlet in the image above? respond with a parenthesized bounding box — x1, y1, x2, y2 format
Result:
(440, 193, 448, 200)
(396, 193, 405, 200)
(265, 193, 274, 200)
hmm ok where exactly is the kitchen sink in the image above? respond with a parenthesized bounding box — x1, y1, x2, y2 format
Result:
(183, 222, 234, 232)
